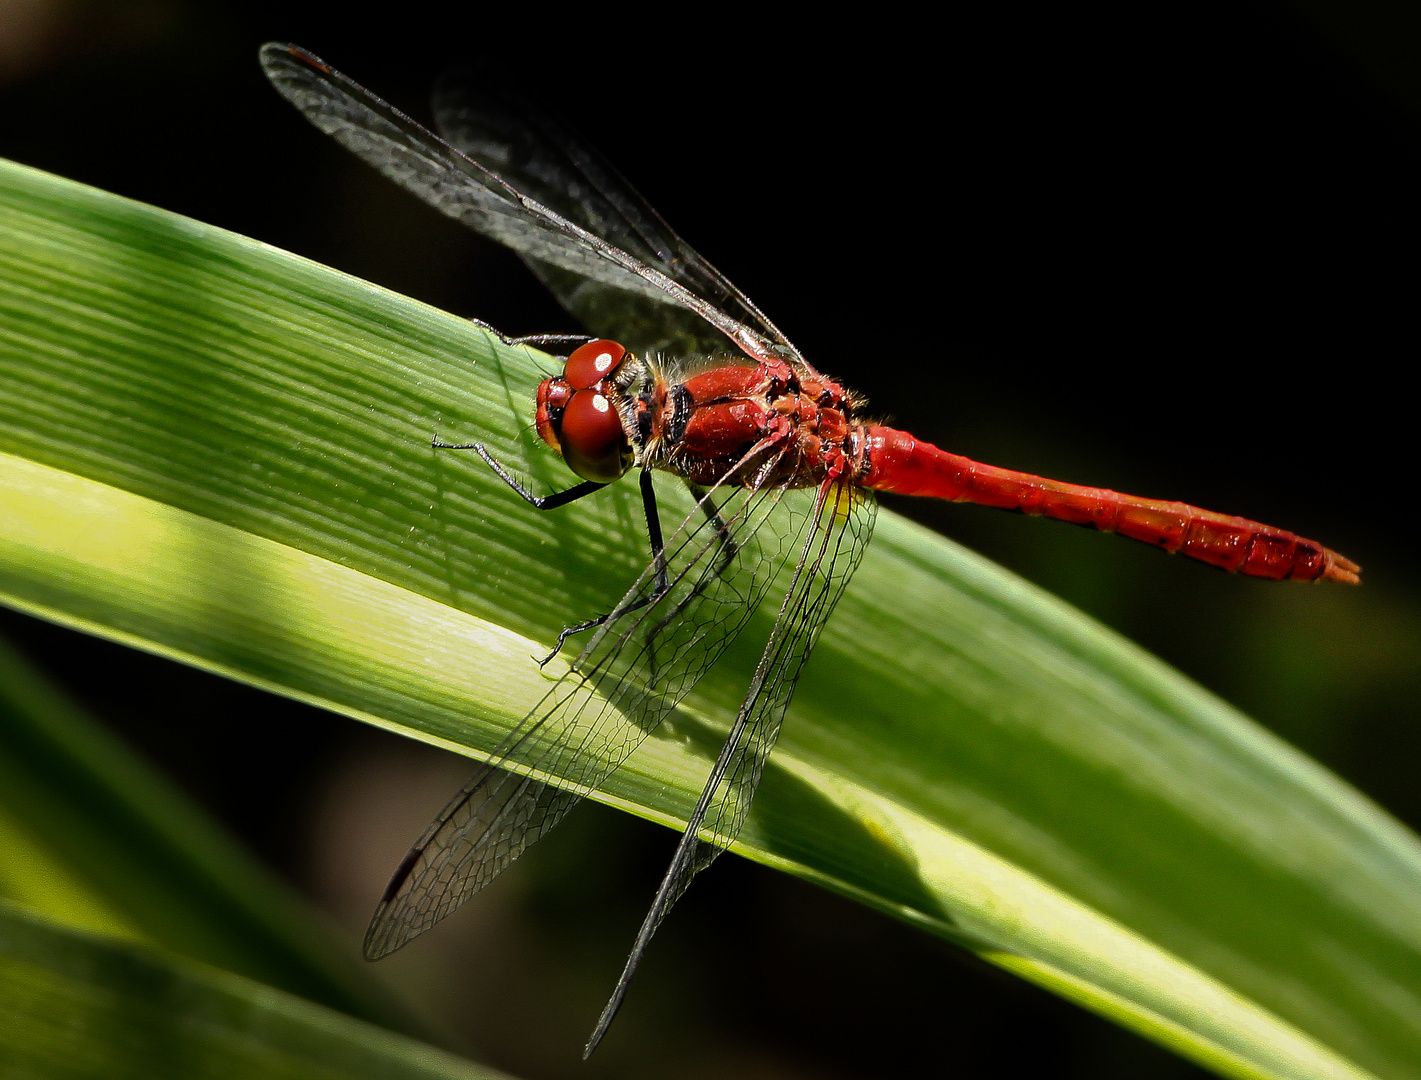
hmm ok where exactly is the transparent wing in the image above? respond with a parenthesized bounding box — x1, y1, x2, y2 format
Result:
(584, 476, 876, 1054)
(364, 447, 826, 959)
(259, 43, 799, 369)
(430, 71, 803, 366)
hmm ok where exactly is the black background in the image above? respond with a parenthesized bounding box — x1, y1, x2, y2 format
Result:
(1, 2, 1418, 1077)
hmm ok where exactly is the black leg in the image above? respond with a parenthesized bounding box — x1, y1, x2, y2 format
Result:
(640, 469, 669, 596)
(438, 439, 606, 510)
(640, 487, 741, 685)
(455, 442, 611, 666)
(466, 316, 594, 350)
(540, 469, 669, 667)
(535, 613, 612, 667)
(506, 332, 595, 348)
(686, 484, 738, 579)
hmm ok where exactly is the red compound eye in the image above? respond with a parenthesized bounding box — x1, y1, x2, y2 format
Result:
(534, 378, 573, 451)
(564, 339, 627, 389)
(559, 388, 631, 482)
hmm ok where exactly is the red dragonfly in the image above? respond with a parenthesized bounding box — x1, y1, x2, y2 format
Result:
(261, 44, 1360, 1055)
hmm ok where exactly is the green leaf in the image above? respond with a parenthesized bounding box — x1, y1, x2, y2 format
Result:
(2, 157, 1419, 1080)
(0, 631, 426, 1038)
(0, 902, 513, 1080)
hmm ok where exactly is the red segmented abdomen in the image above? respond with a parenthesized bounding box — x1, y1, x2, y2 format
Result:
(856, 426, 1360, 584)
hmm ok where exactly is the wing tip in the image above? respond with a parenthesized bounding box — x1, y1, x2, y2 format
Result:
(582, 997, 621, 1059)
(361, 936, 396, 962)
(258, 41, 329, 73)
(361, 908, 414, 962)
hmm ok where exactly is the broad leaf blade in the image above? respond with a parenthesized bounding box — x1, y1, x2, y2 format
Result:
(1, 158, 1418, 1079)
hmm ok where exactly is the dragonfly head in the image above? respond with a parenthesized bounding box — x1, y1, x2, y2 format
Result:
(535, 339, 635, 483)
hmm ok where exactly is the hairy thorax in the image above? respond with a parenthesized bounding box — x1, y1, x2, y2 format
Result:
(648, 363, 866, 490)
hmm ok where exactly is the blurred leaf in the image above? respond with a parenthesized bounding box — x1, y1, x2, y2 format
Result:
(0, 902, 513, 1080)
(2, 157, 1420, 1080)
(0, 631, 424, 1036)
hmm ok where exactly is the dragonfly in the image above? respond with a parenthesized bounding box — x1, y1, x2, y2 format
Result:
(260, 43, 1362, 1056)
